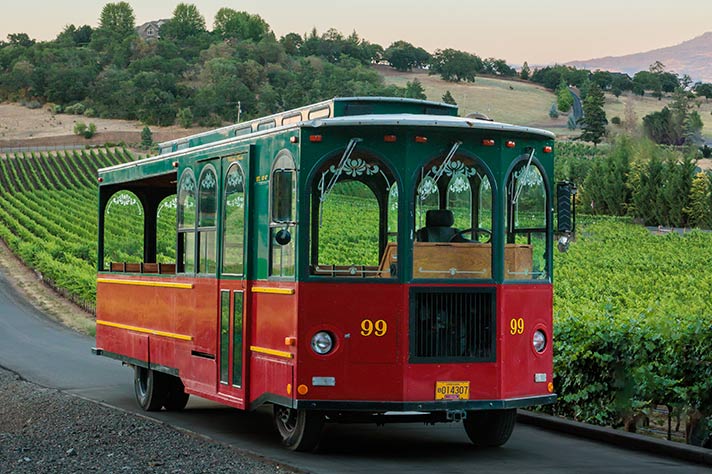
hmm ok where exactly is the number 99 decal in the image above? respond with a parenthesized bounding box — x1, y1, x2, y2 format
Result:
(510, 318, 525, 335)
(361, 319, 388, 337)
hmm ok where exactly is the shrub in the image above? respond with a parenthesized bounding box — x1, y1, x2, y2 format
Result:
(611, 116, 621, 125)
(549, 103, 559, 119)
(65, 103, 86, 115)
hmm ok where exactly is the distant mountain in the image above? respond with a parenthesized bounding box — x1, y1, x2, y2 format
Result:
(566, 33, 712, 82)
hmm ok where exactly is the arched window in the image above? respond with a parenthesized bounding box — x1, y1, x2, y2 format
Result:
(309, 150, 398, 278)
(198, 165, 218, 274)
(413, 154, 493, 279)
(505, 159, 549, 280)
(177, 170, 196, 273)
(223, 162, 246, 275)
(104, 190, 144, 270)
(156, 195, 177, 263)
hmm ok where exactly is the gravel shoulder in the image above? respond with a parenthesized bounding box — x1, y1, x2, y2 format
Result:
(0, 367, 297, 474)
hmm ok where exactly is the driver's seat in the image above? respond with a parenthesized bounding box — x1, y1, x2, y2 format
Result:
(416, 209, 461, 242)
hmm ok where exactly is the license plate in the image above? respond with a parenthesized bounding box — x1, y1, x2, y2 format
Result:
(435, 381, 470, 400)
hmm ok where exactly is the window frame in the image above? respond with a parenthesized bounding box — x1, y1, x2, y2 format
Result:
(269, 150, 298, 279)
(177, 169, 197, 274)
(222, 161, 247, 277)
(504, 154, 552, 282)
(197, 164, 219, 275)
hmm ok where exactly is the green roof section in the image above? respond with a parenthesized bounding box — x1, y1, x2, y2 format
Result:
(156, 97, 458, 155)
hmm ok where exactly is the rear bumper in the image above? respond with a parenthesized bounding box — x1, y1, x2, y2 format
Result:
(295, 394, 557, 412)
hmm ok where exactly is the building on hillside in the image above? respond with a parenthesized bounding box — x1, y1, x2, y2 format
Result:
(136, 20, 168, 41)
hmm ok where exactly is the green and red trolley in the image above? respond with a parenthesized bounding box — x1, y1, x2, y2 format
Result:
(94, 97, 558, 451)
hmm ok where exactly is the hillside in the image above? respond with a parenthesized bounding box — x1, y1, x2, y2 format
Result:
(377, 67, 712, 140)
(566, 32, 712, 82)
(0, 103, 206, 151)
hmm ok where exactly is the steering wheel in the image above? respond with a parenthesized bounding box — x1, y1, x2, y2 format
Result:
(450, 227, 492, 243)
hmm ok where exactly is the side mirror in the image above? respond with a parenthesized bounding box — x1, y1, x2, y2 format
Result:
(275, 228, 292, 246)
(557, 235, 570, 253)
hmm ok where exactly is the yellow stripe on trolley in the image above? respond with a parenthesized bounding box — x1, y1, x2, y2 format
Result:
(251, 287, 295, 295)
(97, 278, 194, 289)
(250, 345, 294, 359)
(96, 320, 193, 341)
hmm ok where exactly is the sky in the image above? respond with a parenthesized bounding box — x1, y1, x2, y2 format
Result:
(1, 0, 711, 65)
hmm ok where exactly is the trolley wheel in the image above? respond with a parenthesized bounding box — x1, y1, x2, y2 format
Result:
(273, 405, 324, 452)
(133, 366, 167, 411)
(463, 409, 516, 447)
(163, 375, 190, 411)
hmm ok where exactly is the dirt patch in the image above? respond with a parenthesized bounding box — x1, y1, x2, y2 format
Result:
(0, 102, 209, 147)
(0, 239, 95, 336)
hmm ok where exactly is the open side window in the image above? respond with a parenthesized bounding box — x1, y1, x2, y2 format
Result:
(505, 157, 549, 280)
(413, 152, 493, 279)
(309, 149, 398, 278)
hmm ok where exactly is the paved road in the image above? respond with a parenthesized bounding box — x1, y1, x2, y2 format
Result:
(0, 269, 707, 473)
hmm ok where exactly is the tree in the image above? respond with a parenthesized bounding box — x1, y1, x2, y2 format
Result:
(98, 2, 135, 38)
(520, 61, 531, 80)
(567, 113, 577, 130)
(429, 48, 481, 82)
(442, 90, 457, 105)
(7, 33, 35, 47)
(623, 96, 638, 134)
(383, 41, 430, 72)
(549, 103, 559, 119)
(643, 107, 676, 145)
(141, 126, 153, 148)
(214, 8, 269, 42)
(161, 3, 206, 41)
(556, 80, 573, 112)
(177, 107, 193, 128)
(693, 82, 712, 100)
(404, 79, 426, 100)
(685, 172, 712, 228)
(578, 82, 607, 145)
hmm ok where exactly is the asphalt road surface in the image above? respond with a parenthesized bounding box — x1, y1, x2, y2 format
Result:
(0, 269, 707, 473)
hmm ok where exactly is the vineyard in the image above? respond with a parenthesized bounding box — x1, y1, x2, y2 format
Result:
(0, 148, 143, 310)
(0, 149, 711, 444)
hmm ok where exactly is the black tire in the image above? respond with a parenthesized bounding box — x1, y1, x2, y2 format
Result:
(163, 375, 190, 411)
(273, 405, 324, 452)
(463, 409, 516, 447)
(133, 366, 167, 411)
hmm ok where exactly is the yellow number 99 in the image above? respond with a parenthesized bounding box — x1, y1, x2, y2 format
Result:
(510, 318, 525, 335)
(361, 319, 374, 336)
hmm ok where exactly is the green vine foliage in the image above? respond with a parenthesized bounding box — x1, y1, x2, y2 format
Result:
(554, 217, 712, 428)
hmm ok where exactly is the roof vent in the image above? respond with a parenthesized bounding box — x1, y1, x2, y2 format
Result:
(466, 112, 493, 122)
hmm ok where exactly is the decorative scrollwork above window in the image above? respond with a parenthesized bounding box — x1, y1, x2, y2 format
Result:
(157, 196, 177, 218)
(180, 174, 195, 193)
(106, 192, 143, 215)
(430, 159, 480, 180)
(329, 158, 380, 178)
(448, 172, 470, 194)
(226, 166, 244, 191)
(201, 170, 217, 189)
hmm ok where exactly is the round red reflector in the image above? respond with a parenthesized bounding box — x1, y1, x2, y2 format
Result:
(506, 141, 516, 148)
(415, 136, 428, 143)
(309, 135, 323, 143)
(482, 139, 495, 147)
(97, 177, 104, 183)
(543, 145, 553, 153)
(384, 135, 397, 143)
(289, 136, 299, 144)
